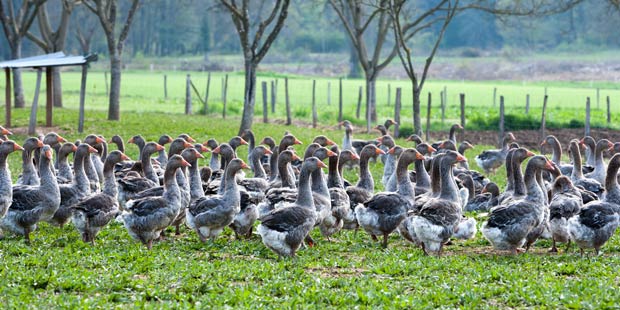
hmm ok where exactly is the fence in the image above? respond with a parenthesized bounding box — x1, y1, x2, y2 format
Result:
(2, 69, 620, 144)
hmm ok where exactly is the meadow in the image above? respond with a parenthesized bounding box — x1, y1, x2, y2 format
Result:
(0, 72, 619, 308)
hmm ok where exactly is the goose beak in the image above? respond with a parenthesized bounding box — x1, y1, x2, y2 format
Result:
(13, 143, 24, 151)
(317, 161, 328, 169)
(240, 138, 248, 145)
(58, 135, 67, 143)
(155, 143, 165, 151)
(264, 149, 273, 155)
(72, 145, 78, 152)
(481, 187, 488, 194)
(416, 152, 425, 160)
(88, 146, 98, 153)
(351, 153, 360, 160)
(608, 141, 614, 151)
(406, 136, 412, 142)
(526, 150, 535, 157)
(95, 136, 105, 144)
(457, 124, 463, 129)
(213, 146, 221, 154)
(186, 136, 195, 143)
(1, 128, 12, 135)
(294, 138, 303, 145)
(326, 138, 335, 146)
(45, 149, 53, 160)
(120, 153, 131, 161)
(199, 145, 210, 153)
(578, 138, 585, 146)
(326, 150, 337, 157)
(195, 150, 205, 159)
(428, 146, 437, 153)
(291, 154, 300, 161)
(181, 159, 192, 167)
(240, 161, 250, 169)
(184, 141, 192, 148)
(259, 138, 266, 145)
(540, 140, 547, 146)
(388, 147, 396, 154)
(544, 160, 555, 171)
(128, 137, 135, 144)
(37, 140, 44, 148)
(375, 148, 386, 155)
(456, 154, 467, 162)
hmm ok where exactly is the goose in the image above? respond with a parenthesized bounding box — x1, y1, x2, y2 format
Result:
(580, 136, 597, 168)
(584, 139, 613, 185)
(322, 145, 352, 239)
(465, 182, 500, 212)
(568, 153, 620, 256)
(1, 145, 60, 243)
(430, 124, 463, 150)
(204, 138, 220, 171)
(0, 141, 24, 218)
(71, 151, 130, 244)
(121, 155, 190, 249)
(548, 176, 582, 253)
(568, 140, 604, 197)
(345, 145, 384, 229)
(15, 137, 44, 186)
(155, 134, 174, 168)
(540, 135, 573, 175)
(257, 157, 326, 257)
(482, 156, 556, 254)
(56, 142, 78, 184)
(186, 158, 249, 242)
(108, 135, 125, 153)
(475, 132, 516, 175)
(83, 135, 106, 192)
(117, 142, 165, 208)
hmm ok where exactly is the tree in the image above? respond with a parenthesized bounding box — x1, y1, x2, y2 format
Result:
(218, 0, 291, 135)
(389, 0, 586, 135)
(26, 0, 76, 108)
(82, 0, 140, 121)
(329, 0, 399, 131)
(73, 4, 98, 54)
(0, 0, 46, 108)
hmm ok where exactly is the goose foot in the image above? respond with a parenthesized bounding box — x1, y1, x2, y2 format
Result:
(382, 234, 388, 249)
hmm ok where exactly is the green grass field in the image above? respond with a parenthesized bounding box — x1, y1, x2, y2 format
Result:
(0, 107, 617, 308)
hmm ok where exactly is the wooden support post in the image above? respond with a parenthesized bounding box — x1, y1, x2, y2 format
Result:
(185, 74, 192, 115)
(460, 93, 465, 142)
(164, 74, 168, 99)
(525, 94, 530, 115)
(426, 92, 432, 142)
(394, 87, 401, 138)
(262, 81, 268, 123)
(28, 69, 43, 135)
(204, 72, 211, 114)
(312, 80, 317, 128)
(607, 96, 611, 125)
(499, 96, 505, 148)
(585, 97, 591, 137)
(338, 77, 343, 128)
(222, 74, 228, 119)
(45, 67, 53, 127)
(271, 80, 276, 113)
(493, 87, 497, 108)
(356, 86, 362, 119)
(285, 77, 291, 125)
(104, 71, 109, 97)
(440, 90, 445, 125)
(327, 81, 331, 106)
(78, 65, 88, 133)
(544, 86, 548, 97)
(387, 84, 391, 106)
(4, 68, 11, 128)
(540, 95, 548, 143)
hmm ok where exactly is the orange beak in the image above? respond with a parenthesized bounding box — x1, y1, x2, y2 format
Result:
(264, 149, 273, 155)
(186, 136, 195, 143)
(45, 150, 53, 160)
(95, 136, 105, 144)
(406, 136, 412, 142)
(526, 151, 535, 157)
(120, 153, 130, 161)
(540, 141, 547, 146)
(456, 154, 467, 162)
(13, 143, 24, 151)
(184, 141, 192, 148)
(37, 140, 44, 148)
(428, 146, 436, 153)
(195, 150, 205, 159)
(88, 146, 98, 153)
(388, 147, 396, 154)
(128, 137, 135, 144)
(240, 138, 248, 145)
(72, 145, 78, 152)
(317, 161, 328, 169)
(351, 153, 360, 160)
(326, 139, 335, 146)
(1, 128, 12, 135)
(155, 143, 165, 151)
(326, 150, 337, 157)
(292, 154, 300, 161)
(544, 160, 555, 171)
(240, 161, 250, 169)
(481, 187, 488, 194)
(375, 148, 386, 155)
(213, 146, 221, 154)
(58, 135, 67, 143)
(181, 159, 192, 167)
(199, 145, 210, 153)
(416, 152, 425, 160)
(294, 138, 303, 145)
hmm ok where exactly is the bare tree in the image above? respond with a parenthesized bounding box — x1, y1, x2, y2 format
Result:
(73, 4, 98, 54)
(218, 0, 291, 135)
(0, 0, 46, 108)
(82, 0, 140, 121)
(329, 0, 399, 130)
(389, 0, 586, 135)
(26, 0, 76, 108)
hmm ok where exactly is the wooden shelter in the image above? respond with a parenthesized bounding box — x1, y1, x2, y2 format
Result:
(0, 52, 98, 134)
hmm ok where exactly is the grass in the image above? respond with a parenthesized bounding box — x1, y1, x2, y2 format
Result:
(0, 107, 618, 308)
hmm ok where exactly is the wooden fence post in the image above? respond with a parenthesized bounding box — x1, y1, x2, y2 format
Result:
(540, 95, 548, 142)
(585, 97, 591, 137)
(222, 74, 228, 119)
(28, 69, 43, 135)
(356, 86, 362, 119)
(327, 82, 331, 106)
(312, 80, 317, 128)
(460, 93, 465, 142)
(285, 77, 291, 125)
(262, 81, 268, 123)
(499, 96, 505, 148)
(387, 84, 391, 106)
(394, 87, 401, 138)
(525, 94, 530, 115)
(271, 80, 276, 113)
(5, 68, 11, 128)
(607, 96, 611, 125)
(45, 67, 53, 127)
(204, 72, 211, 114)
(164, 75, 168, 99)
(78, 65, 88, 133)
(596, 88, 600, 109)
(185, 74, 192, 115)
(440, 90, 445, 125)
(338, 77, 343, 128)
(426, 92, 432, 142)
(493, 87, 497, 108)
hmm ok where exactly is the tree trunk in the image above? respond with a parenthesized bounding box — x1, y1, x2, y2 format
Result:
(108, 54, 122, 120)
(365, 76, 377, 122)
(52, 67, 62, 107)
(10, 43, 25, 108)
(238, 61, 257, 135)
(412, 84, 422, 136)
(348, 40, 361, 78)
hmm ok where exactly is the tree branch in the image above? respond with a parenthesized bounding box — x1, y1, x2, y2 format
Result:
(117, 0, 140, 51)
(255, 0, 290, 63)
